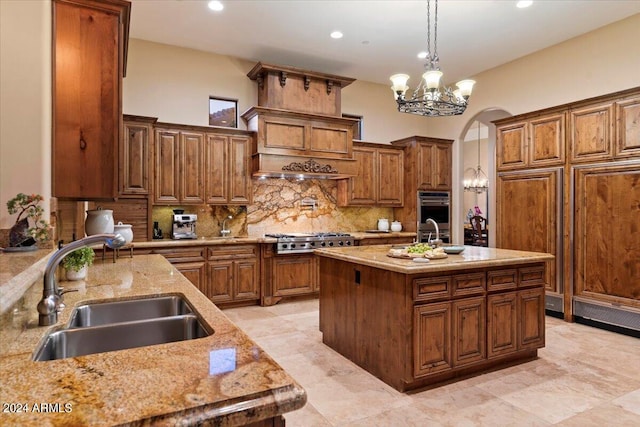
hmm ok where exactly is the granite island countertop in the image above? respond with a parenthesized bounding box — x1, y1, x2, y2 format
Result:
(0, 255, 306, 426)
(314, 244, 554, 274)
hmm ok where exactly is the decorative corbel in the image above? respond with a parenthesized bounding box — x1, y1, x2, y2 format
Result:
(326, 80, 334, 95)
(256, 73, 264, 90)
(304, 76, 311, 92)
(280, 71, 288, 87)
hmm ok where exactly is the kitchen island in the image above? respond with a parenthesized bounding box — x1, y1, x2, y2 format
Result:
(0, 254, 305, 426)
(315, 244, 554, 392)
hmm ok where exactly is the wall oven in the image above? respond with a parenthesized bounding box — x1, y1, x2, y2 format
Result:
(417, 191, 450, 243)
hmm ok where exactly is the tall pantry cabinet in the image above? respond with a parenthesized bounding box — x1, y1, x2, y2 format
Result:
(494, 87, 640, 330)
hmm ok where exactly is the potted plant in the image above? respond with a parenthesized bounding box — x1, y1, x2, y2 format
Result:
(61, 247, 95, 281)
(6, 193, 49, 248)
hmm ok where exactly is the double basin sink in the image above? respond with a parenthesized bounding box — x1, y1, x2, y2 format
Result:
(33, 296, 211, 361)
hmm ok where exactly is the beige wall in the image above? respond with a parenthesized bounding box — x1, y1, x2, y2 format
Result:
(0, 0, 51, 228)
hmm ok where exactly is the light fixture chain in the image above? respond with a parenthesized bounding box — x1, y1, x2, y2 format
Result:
(426, 0, 431, 66)
(434, 0, 438, 65)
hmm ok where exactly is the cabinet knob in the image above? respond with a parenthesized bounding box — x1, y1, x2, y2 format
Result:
(79, 131, 87, 150)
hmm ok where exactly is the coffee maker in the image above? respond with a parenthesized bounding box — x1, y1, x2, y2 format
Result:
(171, 210, 197, 240)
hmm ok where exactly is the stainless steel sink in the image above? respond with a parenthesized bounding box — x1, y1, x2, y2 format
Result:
(68, 296, 194, 328)
(33, 315, 210, 361)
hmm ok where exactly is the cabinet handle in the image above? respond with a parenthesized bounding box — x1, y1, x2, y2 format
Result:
(79, 131, 87, 150)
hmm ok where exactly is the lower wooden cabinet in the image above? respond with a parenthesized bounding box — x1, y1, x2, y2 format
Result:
(175, 261, 207, 290)
(261, 245, 318, 305)
(413, 302, 452, 377)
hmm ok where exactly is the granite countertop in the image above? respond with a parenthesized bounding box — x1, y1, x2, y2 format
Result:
(0, 248, 54, 315)
(0, 255, 306, 426)
(314, 244, 554, 274)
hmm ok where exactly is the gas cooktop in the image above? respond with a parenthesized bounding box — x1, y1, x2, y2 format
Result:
(265, 232, 354, 254)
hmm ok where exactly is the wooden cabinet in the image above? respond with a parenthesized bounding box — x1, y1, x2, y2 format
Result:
(355, 235, 415, 246)
(205, 134, 252, 204)
(154, 128, 206, 204)
(260, 245, 318, 306)
(120, 116, 155, 197)
(319, 255, 547, 391)
(52, 0, 130, 199)
(614, 95, 640, 158)
(337, 142, 404, 207)
(154, 125, 253, 205)
(573, 162, 640, 312)
(149, 246, 207, 289)
(417, 140, 452, 190)
(569, 101, 615, 163)
(207, 245, 259, 305)
(390, 136, 453, 232)
(496, 168, 562, 306)
(496, 112, 565, 171)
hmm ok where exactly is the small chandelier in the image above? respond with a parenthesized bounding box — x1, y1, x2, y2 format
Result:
(390, 0, 475, 117)
(464, 122, 489, 193)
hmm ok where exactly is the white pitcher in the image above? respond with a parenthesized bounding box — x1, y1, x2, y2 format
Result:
(377, 218, 389, 231)
(85, 208, 114, 236)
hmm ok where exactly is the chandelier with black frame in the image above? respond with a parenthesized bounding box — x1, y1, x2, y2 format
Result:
(390, 0, 475, 117)
(463, 121, 489, 193)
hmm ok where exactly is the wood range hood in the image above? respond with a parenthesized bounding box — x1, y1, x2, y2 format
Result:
(241, 62, 360, 179)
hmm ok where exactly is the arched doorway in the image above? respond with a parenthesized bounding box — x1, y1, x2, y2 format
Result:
(456, 108, 511, 247)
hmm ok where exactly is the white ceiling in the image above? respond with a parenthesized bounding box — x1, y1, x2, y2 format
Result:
(129, 0, 640, 86)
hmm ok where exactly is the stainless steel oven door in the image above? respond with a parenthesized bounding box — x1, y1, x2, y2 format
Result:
(418, 191, 450, 231)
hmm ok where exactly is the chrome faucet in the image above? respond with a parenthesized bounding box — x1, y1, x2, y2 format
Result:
(425, 218, 443, 248)
(37, 233, 126, 326)
(220, 215, 232, 237)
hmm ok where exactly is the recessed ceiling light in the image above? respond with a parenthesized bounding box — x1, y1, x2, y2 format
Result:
(208, 1, 224, 12)
(516, 1, 533, 8)
(330, 31, 343, 39)
(417, 51, 428, 59)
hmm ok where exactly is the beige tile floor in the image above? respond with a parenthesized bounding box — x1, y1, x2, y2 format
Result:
(224, 300, 640, 426)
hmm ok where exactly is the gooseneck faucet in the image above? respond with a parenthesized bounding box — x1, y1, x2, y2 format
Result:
(425, 218, 442, 248)
(37, 233, 126, 326)
(220, 215, 232, 237)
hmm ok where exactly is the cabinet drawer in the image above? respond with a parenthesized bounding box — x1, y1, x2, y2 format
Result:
(414, 276, 451, 302)
(487, 269, 518, 292)
(452, 272, 486, 297)
(208, 245, 257, 260)
(151, 247, 206, 263)
(519, 264, 546, 288)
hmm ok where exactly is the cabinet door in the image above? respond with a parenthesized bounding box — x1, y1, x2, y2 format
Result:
(452, 297, 486, 367)
(417, 143, 434, 189)
(432, 143, 452, 190)
(413, 302, 452, 377)
(175, 261, 206, 290)
(529, 113, 565, 167)
(53, 0, 123, 199)
(496, 122, 528, 170)
(614, 96, 640, 159)
(120, 122, 150, 196)
(205, 134, 228, 204)
(180, 132, 205, 204)
(207, 260, 234, 303)
(377, 148, 404, 206)
(228, 136, 252, 204)
(272, 256, 315, 297)
(496, 169, 561, 295)
(344, 146, 377, 205)
(234, 258, 259, 300)
(573, 163, 640, 309)
(154, 130, 180, 204)
(518, 288, 545, 350)
(487, 292, 518, 358)
(569, 101, 614, 163)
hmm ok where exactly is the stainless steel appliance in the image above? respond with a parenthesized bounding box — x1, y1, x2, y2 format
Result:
(417, 191, 450, 243)
(265, 232, 354, 254)
(172, 214, 197, 240)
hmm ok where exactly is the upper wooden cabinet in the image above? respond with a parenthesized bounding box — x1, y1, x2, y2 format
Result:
(154, 124, 253, 205)
(52, 0, 131, 199)
(496, 112, 565, 171)
(614, 95, 640, 159)
(205, 134, 252, 205)
(569, 101, 615, 163)
(120, 115, 156, 197)
(337, 142, 404, 207)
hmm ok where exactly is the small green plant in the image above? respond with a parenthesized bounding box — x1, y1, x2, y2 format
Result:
(61, 247, 95, 272)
